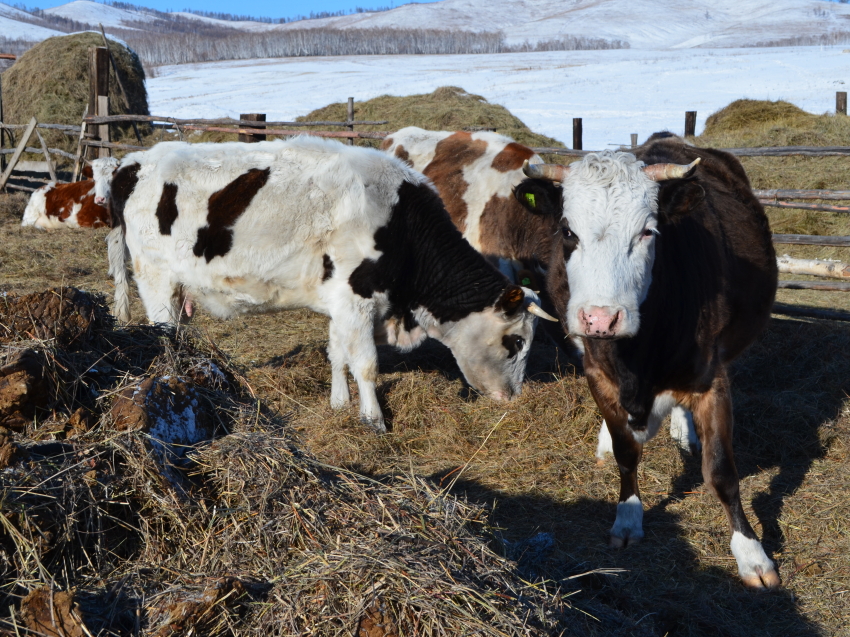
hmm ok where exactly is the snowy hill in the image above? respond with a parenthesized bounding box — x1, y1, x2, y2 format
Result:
(2, 0, 849, 49)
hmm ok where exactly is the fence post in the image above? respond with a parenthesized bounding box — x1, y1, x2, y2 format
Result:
(572, 118, 582, 151)
(0, 74, 5, 175)
(88, 46, 109, 159)
(630, 133, 638, 148)
(238, 113, 266, 143)
(837, 92, 847, 116)
(347, 97, 355, 146)
(685, 111, 697, 137)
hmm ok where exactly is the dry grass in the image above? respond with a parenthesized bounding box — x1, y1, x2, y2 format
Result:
(0, 96, 849, 636)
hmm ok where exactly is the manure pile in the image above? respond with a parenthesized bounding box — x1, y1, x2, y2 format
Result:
(0, 287, 629, 636)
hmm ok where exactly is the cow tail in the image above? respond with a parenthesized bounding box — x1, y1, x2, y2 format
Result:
(106, 225, 131, 323)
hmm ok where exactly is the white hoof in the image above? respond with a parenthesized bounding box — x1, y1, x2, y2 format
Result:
(610, 495, 644, 547)
(595, 419, 613, 464)
(731, 532, 780, 589)
(360, 415, 387, 434)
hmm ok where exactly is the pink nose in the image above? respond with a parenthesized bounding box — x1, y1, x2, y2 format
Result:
(94, 196, 106, 205)
(579, 306, 622, 337)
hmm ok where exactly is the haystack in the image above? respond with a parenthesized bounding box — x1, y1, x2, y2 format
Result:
(1, 32, 149, 149)
(298, 86, 565, 149)
(701, 99, 816, 136)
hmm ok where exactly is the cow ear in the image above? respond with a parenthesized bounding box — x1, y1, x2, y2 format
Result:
(495, 284, 525, 316)
(514, 179, 562, 216)
(658, 181, 704, 222)
(82, 165, 94, 180)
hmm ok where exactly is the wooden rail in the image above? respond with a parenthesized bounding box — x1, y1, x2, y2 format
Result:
(0, 146, 78, 161)
(754, 189, 850, 200)
(531, 146, 850, 158)
(179, 125, 388, 140)
(778, 280, 850, 292)
(84, 114, 389, 127)
(760, 200, 850, 214)
(772, 234, 850, 247)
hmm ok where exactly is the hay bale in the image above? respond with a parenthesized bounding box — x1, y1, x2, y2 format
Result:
(1, 32, 149, 149)
(298, 86, 565, 149)
(0, 287, 111, 346)
(701, 99, 815, 136)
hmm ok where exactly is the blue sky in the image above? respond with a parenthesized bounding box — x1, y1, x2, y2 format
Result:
(33, 0, 440, 20)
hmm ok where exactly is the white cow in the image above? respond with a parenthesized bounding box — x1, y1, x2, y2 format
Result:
(107, 137, 555, 433)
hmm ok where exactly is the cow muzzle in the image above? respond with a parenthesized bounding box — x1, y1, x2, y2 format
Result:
(579, 306, 624, 338)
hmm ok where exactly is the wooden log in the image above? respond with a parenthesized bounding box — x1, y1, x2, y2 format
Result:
(83, 140, 146, 151)
(0, 147, 78, 160)
(72, 106, 89, 183)
(0, 116, 37, 191)
(0, 54, 15, 60)
(754, 189, 850, 200)
(84, 114, 388, 127)
(777, 255, 850, 279)
(99, 23, 143, 144)
(3, 183, 37, 192)
(238, 113, 266, 143)
(723, 146, 850, 157)
(34, 129, 57, 182)
(772, 234, 850, 247)
(0, 123, 82, 132)
(573, 118, 582, 151)
(760, 200, 850, 214)
(838, 91, 847, 116)
(179, 125, 388, 139)
(778, 280, 850, 291)
(772, 302, 850, 322)
(685, 111, 697, 137)
(531, 147, 589, 157)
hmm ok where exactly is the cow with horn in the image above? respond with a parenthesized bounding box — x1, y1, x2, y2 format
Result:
(515, 134, 779, 589)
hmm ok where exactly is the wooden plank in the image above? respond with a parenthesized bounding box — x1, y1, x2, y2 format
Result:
(760, 200, 850, 214)
(754, 189, 850, 200)
(3, 183, 37, 192)
(772, 302, 850, 322)
(179, 125, 388, 139)
(34, 129, 57, 182)
(1, 123, 81, 132)
(0, 116, 37, 191)
(85, 114, 388, 127)
(530, 147, 590, 157)
(777, 280, 850, 291)
(772, 234, 850, 247)
(238, 113, 266, 143)
(97, 95, 110, 158)
(0, 146, 78, 161)
(724, 146, 850, 157)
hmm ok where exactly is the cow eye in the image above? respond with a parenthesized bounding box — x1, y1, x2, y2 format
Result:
(642, 228, 657, 239)
(502, 334, 525, 358)
(562, 226, 578, 242)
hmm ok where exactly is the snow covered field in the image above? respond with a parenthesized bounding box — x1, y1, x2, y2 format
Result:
(147, 46, 850, 150)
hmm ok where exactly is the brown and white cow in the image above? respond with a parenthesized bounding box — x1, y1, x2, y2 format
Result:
(107, 138, 555, 433)
(515, 134, 780, 588)
(381, 127, 557, 288)
(22, 157, 119, 230)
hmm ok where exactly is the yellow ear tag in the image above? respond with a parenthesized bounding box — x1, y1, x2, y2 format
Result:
(525, 192, 536, 207)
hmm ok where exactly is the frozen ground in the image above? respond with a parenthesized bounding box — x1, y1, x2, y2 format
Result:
(147, 46, 850, 150)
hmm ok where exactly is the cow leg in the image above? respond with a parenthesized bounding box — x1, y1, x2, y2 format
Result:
(327, 318, 351, 410)
(669, 405, 701, 455)
(327, 303, 385, 434)
(133, 261, 181, 324)
(607, 413, 645, 547)
(689, 372, 779, 589)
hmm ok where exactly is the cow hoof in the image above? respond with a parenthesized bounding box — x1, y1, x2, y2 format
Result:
(741, 567, 781, 590)
(609, 532, 641, 549)
(360, 416, 387, 434)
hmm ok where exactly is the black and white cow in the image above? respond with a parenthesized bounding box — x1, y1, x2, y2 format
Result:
(515, 134, 780, 588)
(107, 137, 554, 433)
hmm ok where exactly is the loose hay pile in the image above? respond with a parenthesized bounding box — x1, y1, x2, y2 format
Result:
(298, 86, 565, 150)
(0, 288, 625, 636)
(1, 32, 150, 152)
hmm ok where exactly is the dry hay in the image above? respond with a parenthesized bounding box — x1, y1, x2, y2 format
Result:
(1, 32, 149, 153)
(0, 288, 634, 636)
(297, 86, 566, 151)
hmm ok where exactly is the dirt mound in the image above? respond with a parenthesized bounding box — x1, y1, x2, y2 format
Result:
(0, 287, 111, 346)
(298, 86, 565, 149)
(1, 32, 149, 150)
(702, 99, 815, 136)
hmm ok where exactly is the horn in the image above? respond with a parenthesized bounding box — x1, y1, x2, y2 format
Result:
(527, 302, 559, 322)
(642, 157, 701, 181)
(522, 159, 570, 182)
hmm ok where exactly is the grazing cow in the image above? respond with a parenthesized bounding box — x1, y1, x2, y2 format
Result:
(107, 138, 555, 433)
(381, 127, 556, 287)
(22, 157, 119, 230)
(515, 134, 780, 588)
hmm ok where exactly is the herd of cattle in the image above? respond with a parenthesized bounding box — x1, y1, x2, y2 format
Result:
(16, 127, 781, 590)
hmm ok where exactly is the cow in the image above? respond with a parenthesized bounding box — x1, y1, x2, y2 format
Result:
(514, 134, 780, 589)
(21, 157, 119, 230)
(106, 137, 557, 433)
(381, 127, 554, 287)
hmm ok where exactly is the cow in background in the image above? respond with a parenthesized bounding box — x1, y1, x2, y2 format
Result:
(516, 135, 780, 588)
(107, 138, 556, 433)
(22, 157, 119, 230)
